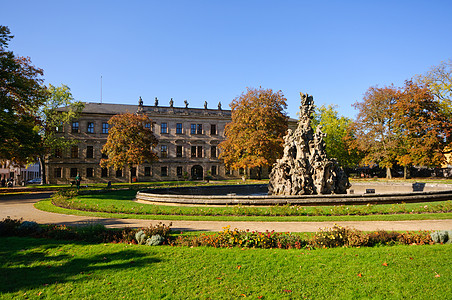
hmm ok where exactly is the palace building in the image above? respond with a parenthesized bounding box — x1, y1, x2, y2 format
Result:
(46, 98, 237, 184)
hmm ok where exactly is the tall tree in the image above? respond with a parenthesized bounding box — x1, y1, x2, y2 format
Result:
(347, 85, 399, 178)
(0, 25, 47, 164)
(394, 80, 451, 177)
(219, 87, 288, 178)
(101, 113, 158, 183)
(416, 60, 452, 117)
(311, 104, 362, 168)
(37, 84, 84, 184)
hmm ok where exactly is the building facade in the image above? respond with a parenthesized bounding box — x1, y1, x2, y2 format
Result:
(46, 99, 239, 184)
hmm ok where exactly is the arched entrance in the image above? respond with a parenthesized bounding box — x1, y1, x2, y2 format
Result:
(191, 165, 203, 180)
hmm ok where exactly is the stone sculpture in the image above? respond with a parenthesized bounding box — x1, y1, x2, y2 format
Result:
(268, 93, 350, 195)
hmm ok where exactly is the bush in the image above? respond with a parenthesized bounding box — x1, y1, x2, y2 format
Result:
(397, 231, 433, 245)
(146, 234, 164, 246)
(0, 217, 22, 236)
(18, 221, 41, 236)
(430, 230, 452, 244)
(76, 223, 107, 242)
(135, 230, 147, 244)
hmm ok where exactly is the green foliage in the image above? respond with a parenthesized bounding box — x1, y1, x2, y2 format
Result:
(0, 216, 22, 236)
(0, 26, 47, 163)
(312, 104, 362, 167)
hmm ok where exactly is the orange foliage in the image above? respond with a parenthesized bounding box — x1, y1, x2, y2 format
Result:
(218, 87, 288, 171)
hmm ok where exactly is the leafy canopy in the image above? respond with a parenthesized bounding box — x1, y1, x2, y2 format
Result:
(0, 25, 47, 163)
(101, 113, 158, 171)
(219, 87, 288, 170)
(312, 104, 362, 167)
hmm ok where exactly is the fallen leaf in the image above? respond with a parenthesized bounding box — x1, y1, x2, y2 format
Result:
(409, 257, 413, 260)
(258, 296, 263, 299)
(283, 289, 292, 293)
(216, 277, 222, 280)
(435, 273, 440, 278)
(358, 273, 362, 277)
(38, 292, 42, 296)
(237, 265, 242, 270)
(382, 262, 388, 266)
(240, 294, 247, 297)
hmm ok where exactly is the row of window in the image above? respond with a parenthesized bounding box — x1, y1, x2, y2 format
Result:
(57, 145, 218, 159)
(54, 165, 219, 178)
(160, 145, 217, 158)
(160, 123, 217, 135)
(69, 121, 218, 135)
(70, 122, 109, 134)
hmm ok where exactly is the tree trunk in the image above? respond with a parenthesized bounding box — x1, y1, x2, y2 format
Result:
(403, 166, 407, 179)
(38, 156, 46, 185)
(386, 166, 392, 179)
(129, 165, 132, 184)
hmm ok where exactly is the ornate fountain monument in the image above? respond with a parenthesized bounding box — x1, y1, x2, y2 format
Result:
(268, 93, 350, 195)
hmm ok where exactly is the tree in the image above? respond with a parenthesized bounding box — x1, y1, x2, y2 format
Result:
(393, 80, 451, 177)
(416, 60, 452, 117)
(311, 104, 362, 168)
(37, 84, 84, 184)
(219, 87, 288, 178)
(100, 113, 158, 183)
(0, 25, 47, 164)
(347, 85, 399, 178)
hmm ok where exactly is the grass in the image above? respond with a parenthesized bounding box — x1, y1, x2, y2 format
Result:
(1, 236, 450, 299)
(36, 199, 452, 222)
(37, 187, 452, 222)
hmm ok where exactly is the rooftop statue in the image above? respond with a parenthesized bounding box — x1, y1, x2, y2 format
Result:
(268, 93, 350, 195)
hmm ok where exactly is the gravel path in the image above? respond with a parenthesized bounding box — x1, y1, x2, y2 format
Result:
(1, 192, 451, 232)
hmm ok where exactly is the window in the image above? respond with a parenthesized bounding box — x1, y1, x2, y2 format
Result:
(54, 168, 62, 178)
(190, 124, 196, 134)
(70, 168, 78, 178)
(176, 146, 183, 158)
(56, 122, 63, 133)
(86, 146, 94, 159)
(177, 166, 183, 177)
(239, 168, 245, 175)
(71, 146, 78, 158)
(176, 123, 183, 134)
(145, 123, 151, 129)
(161, 123, 168, 134)
(102, 122, 109, 134)
(197, 124, 203, 134)
(86, 168, 94, 178)
(191, 146, 197, 158)
(54, 148, 62, 158)
(101, 168, 108, 177)
(197, 146, 203, 158)
(116, 169, 123, 178)
(161, 167, 168, 177)
(144, 167, 151, 177)
(161, 145, 168, 158)
(131, 167, 137, 177)
(71, 122, 79, 133)
(211, 166, 217, 176)
(211, 124, 217, 135)
(211, 146, 217, 158)
(87, 122, 94, 133)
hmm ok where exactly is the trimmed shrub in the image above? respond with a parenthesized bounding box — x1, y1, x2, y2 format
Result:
(18, 221, 41, 235)
(0, 217, 22, 236)
(146, 234, 164, 246)
(135, 230, 147, 244)
(430, 230, 451, 244)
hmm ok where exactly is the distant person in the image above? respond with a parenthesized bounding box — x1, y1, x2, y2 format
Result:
(1, 177, 5, 187)
(75, 173, 81, 189)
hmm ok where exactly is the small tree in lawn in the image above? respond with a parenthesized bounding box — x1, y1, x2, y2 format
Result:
(101, 113, 158, 183)
(219, 87, 288, 179)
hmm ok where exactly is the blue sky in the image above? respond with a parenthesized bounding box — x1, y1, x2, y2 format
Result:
(2, 0, 451, 119)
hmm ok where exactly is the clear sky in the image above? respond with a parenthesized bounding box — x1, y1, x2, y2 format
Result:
(2, 0, 451, 119)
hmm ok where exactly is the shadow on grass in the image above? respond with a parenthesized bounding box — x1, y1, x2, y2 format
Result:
(0, 237, 160, 293)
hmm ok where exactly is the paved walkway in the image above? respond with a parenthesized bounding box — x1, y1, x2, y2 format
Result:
(1, 192, 451, 232)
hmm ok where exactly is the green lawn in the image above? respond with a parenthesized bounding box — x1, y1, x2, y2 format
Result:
(37, 187, 452, 222)
(1, 237, 450, 299)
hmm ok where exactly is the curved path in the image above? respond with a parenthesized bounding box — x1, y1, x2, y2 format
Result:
(1, 192, 451, 232)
